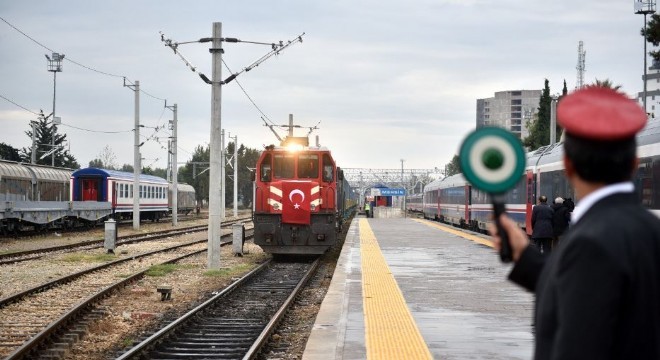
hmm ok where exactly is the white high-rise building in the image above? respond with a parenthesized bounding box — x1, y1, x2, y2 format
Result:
(476, 90, 542, 139)
(639, 59, 660, 120)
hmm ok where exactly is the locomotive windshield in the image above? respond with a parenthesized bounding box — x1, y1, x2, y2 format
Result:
(273, 153, 295, 178)
(298, 154, 319, 178)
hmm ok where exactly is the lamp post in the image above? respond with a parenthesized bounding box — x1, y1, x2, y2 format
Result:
(45, 52, 64, 166)
(636, 0, 656, 116)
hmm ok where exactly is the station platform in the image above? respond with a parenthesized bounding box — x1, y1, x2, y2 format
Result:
(302, 216, 534, 359)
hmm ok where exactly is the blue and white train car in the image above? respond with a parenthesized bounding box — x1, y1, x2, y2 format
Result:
(70, 168, 169, 221)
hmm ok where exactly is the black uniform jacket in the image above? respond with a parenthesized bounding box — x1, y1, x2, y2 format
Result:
(531, 203, 554, 239)
(509, 193, 660, 359)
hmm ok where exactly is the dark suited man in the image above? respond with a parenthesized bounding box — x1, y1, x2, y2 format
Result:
(531, 195, 554, 254)
(489, 87, 660, 359)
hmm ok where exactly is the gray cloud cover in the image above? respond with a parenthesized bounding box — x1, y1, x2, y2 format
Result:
(0, 0, 648, 170)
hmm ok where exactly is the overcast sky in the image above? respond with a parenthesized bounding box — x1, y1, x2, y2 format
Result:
(0, 1, 652, 172)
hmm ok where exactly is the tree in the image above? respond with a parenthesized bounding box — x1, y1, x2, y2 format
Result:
(178, 145, 211, 204)
(143, 166, 167, 179)
(20, 111, 80, 168)
(88, 145, 117, 169)
(444, 154, 461, 177)
(177, 143, 261, 208)
(587, 79, 622, 91)
(642, 13, 660, 63)
(120, 164, 134, 172)
(88, 159, 104, 168)
(523, 79, 552, 151)
(0, 143, 21, 161)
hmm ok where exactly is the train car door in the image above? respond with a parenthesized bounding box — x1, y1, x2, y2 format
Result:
(81, 178, 100, 201)
(525, 170, 534, 235)
(464, 184, 470, 225)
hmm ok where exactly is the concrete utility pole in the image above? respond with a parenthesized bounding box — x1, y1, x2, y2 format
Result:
(231, 134, 238, 217)
(31, 120, 37, 164)
(550, 98, 557, 145)
(208, 22, 223, 269)
(160, 23, 303, 269)
(124, 79, 141, 230)
(221, 129, 226, 221)
(166, 102, 179, 226)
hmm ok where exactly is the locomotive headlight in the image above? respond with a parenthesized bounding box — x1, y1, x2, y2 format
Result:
(310, 204, 316, 211)
(273, 203, 280, 210)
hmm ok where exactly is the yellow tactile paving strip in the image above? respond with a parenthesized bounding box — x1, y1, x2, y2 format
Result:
(413, 218, 495, 248)
(359, 218, 433, 360)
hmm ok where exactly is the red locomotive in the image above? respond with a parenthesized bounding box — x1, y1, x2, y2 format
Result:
(253, 136, 345, 255)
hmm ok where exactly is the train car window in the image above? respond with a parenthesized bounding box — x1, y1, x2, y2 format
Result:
(260, 154, 272, 182)
(298, 154, 319, 179)
(273, 153, 295, 179)
(130, 184, 133, 198)
(322, 154, 334, 182)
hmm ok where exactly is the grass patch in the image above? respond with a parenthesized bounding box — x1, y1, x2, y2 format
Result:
(60, 253, 116, 263)
(121, 337, 134, 348)
(145, 263, 179, 277)
(204, 263, 252, 277)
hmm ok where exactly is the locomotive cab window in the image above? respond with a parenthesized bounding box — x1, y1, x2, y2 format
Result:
(274, 153, 295, 179)
(298, 154, 319, 179)
(322, 154, 334, 182)
(260, 154, 272, 182)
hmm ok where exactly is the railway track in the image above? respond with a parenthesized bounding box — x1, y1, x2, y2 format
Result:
(0, 228, 255, 360)
(116, 258, 319, 360)
(0, 216, 251, 265)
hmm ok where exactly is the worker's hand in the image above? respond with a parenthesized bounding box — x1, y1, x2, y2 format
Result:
(487, 214, 530, 262)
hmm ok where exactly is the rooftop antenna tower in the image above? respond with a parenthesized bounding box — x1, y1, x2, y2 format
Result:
(576, 41, 586, 90)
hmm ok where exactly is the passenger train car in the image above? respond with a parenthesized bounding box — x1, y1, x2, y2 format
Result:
(406, 193, 424, 213)
(252, 137, 353, 255)
(71, 168, 170, 221)
(0, 162, 197, 233)
(423, 118, 660, 235)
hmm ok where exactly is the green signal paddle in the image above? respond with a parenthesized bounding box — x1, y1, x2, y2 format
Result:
(459, 127, 526, 262)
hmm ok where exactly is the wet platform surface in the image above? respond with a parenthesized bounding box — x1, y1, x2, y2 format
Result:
(303, 216, 534, 359)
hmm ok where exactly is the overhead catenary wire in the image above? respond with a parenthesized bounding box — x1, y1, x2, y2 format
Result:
(221, 59, 280, 128)
(1, 93, 134, 134)
(160, 31, 305, 86)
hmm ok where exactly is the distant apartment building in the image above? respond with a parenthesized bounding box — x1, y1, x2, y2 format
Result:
(476, 90, 542, 139)
(638, 60, 660, 120)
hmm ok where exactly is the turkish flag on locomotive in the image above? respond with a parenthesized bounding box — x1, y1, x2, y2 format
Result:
(281, 180, 313, 225)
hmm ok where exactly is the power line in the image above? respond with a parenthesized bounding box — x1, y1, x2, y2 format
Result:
(1, 16, 167, 102)
(60, 123, 132, 134)
(221, 59, 280, 128)
(0, 93, 39, 115)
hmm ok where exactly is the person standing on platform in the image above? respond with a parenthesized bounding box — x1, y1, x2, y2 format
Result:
(489, 87, 660, 359)
(364, 201, 371, 218)
(531, 195, 554, 254)
(551, 197, 570, 247)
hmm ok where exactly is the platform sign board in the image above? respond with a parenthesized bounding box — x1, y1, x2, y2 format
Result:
(371, 188, 406, 196)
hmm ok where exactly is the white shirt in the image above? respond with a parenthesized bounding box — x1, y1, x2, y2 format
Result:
(571, 182, 635, 225)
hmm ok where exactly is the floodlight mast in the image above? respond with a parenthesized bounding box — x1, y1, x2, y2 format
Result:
(636, 0, 657, 116)
(46, 52, 64, 166)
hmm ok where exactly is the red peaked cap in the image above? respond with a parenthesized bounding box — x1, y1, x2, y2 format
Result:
(557, 87, 647, 140)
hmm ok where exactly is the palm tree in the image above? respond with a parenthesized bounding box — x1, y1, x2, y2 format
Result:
(587, 79, 622, 91)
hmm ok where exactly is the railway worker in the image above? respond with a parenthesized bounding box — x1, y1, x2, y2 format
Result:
(364, 201, 371, 218)
(531, 195, 554, 254)
(489, 86, 660, 359)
